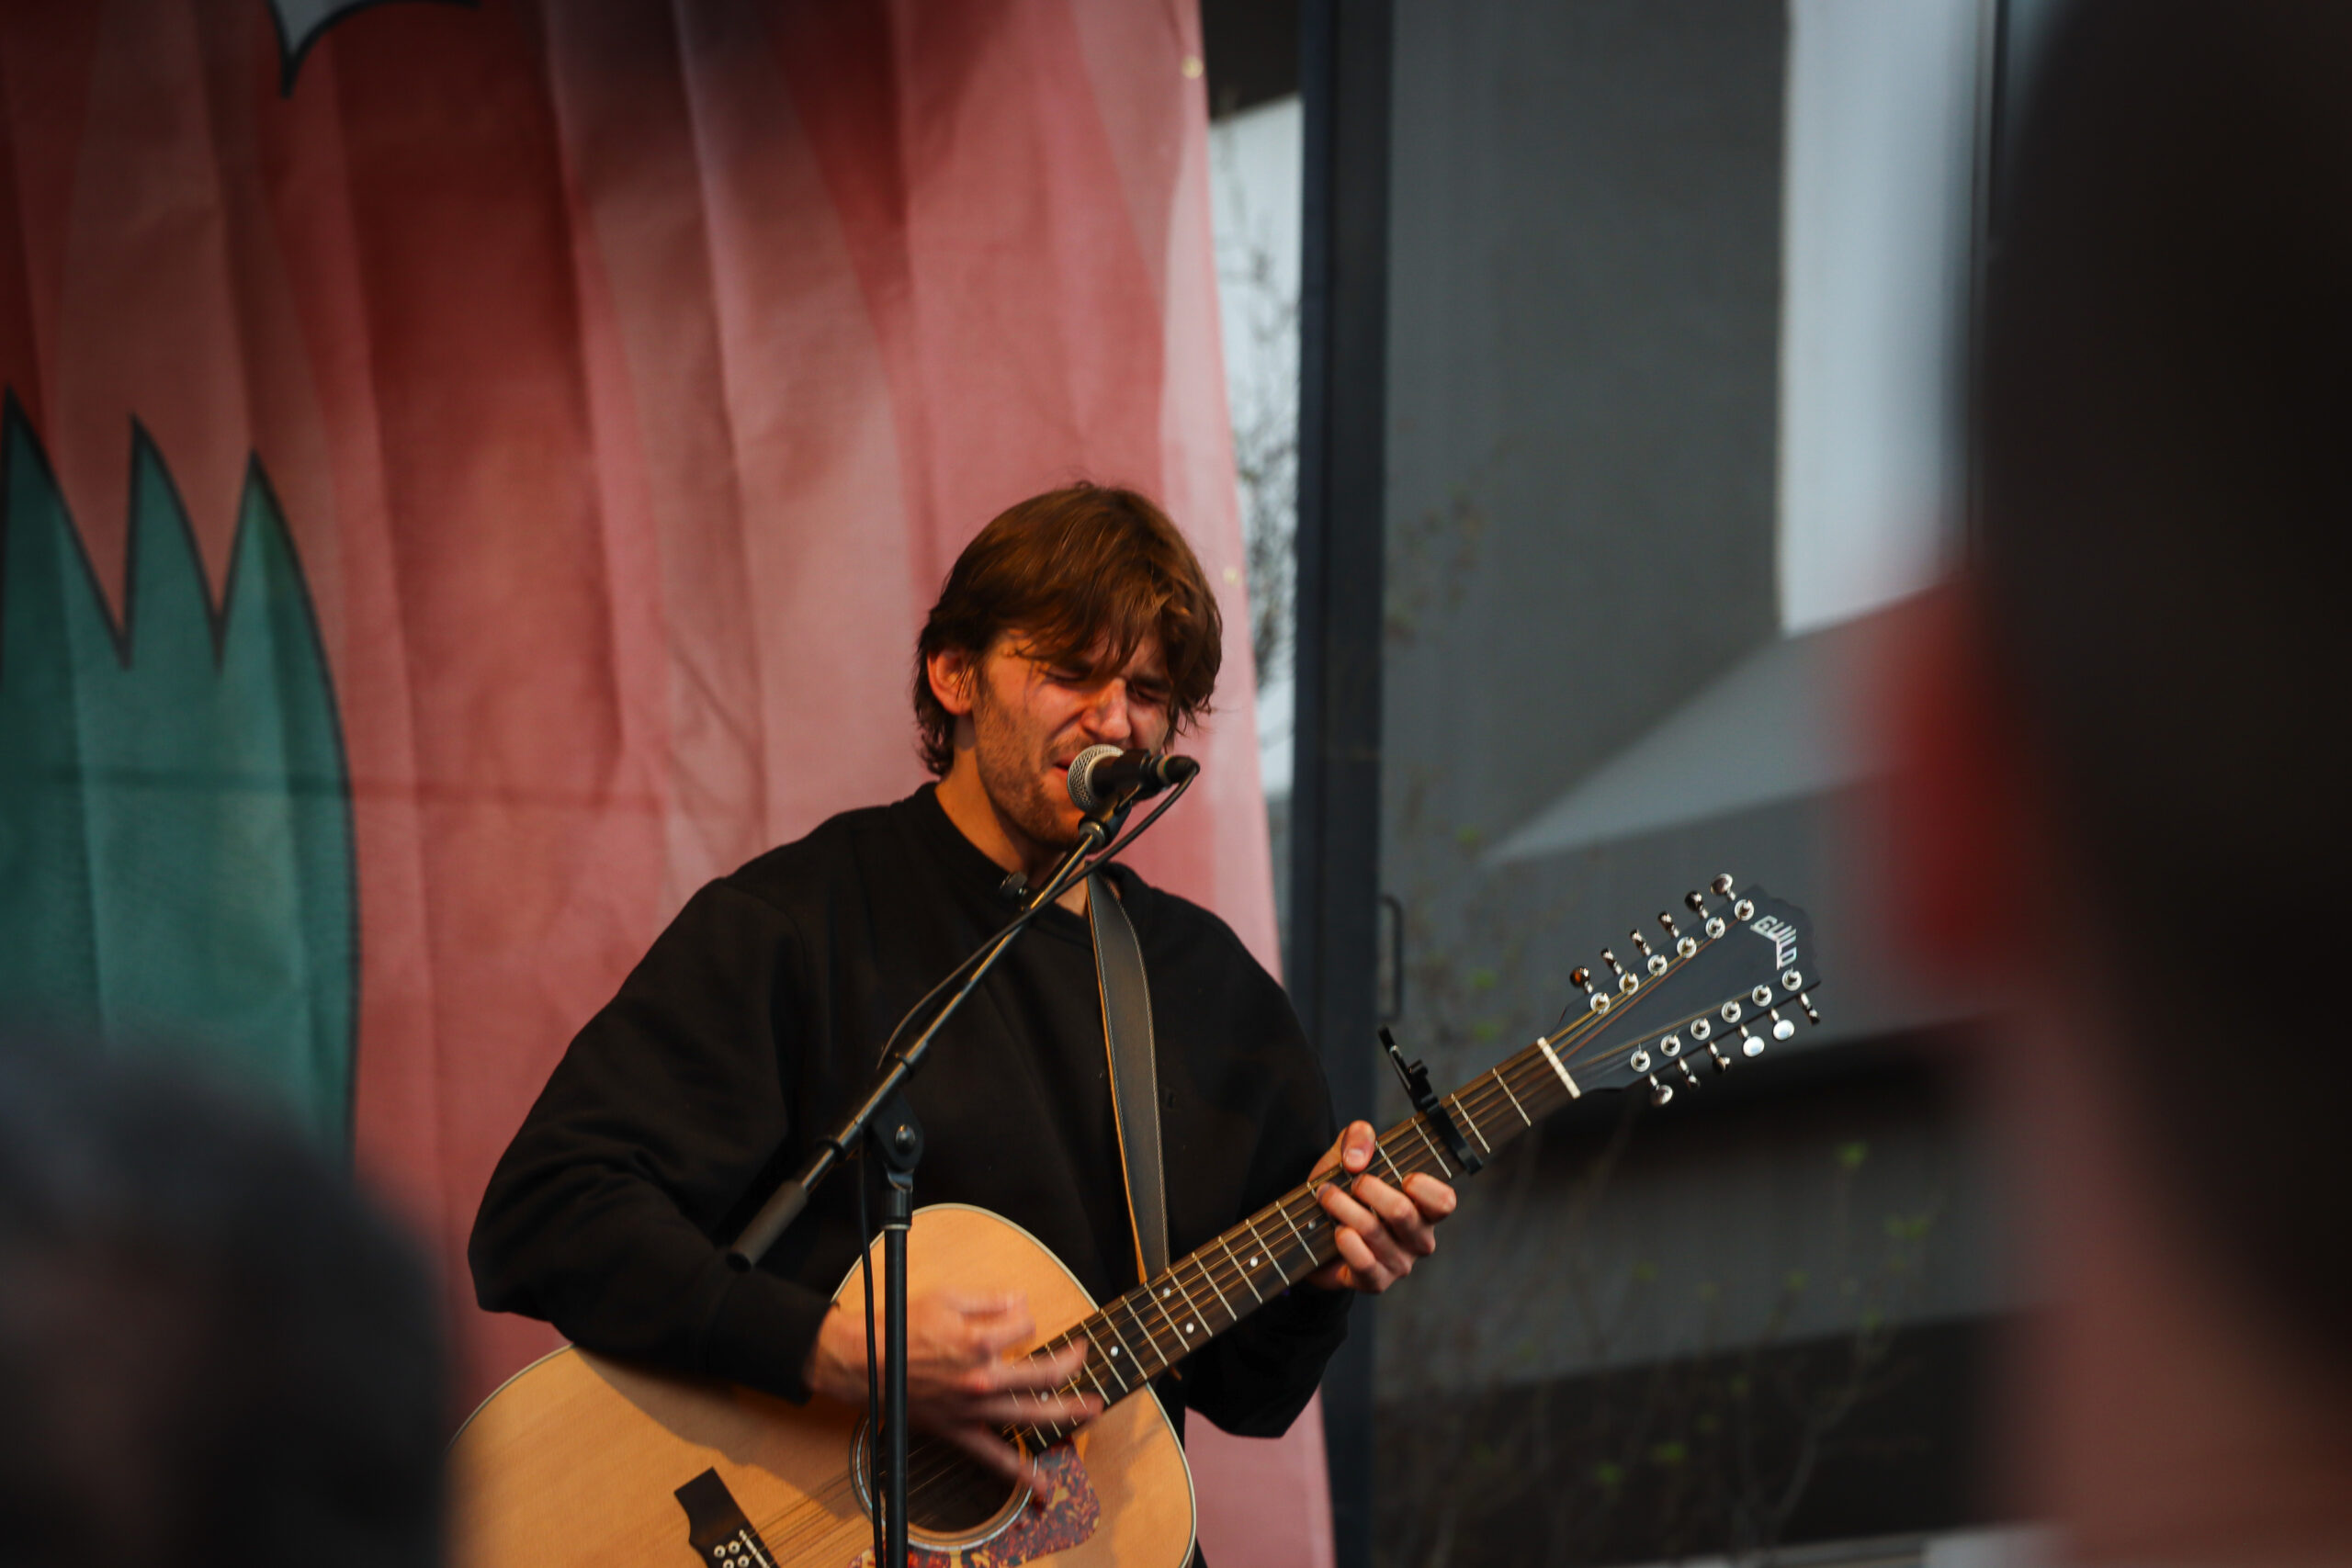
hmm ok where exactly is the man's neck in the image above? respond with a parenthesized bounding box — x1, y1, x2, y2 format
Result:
(933, 765, 1090, 914)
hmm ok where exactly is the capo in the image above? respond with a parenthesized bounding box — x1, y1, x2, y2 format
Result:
(1378, 1027, 1483, 1176)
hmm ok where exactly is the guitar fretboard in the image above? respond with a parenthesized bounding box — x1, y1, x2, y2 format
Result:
(1004, 1025, 1591, 1452)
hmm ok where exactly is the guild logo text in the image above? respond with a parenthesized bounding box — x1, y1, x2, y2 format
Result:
(1749, 915, 1798, 970)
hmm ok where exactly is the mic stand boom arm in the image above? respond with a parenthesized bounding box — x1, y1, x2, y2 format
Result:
(723, 807, 1115, 1270)
(720, 805, 1118, 1567)
(717, 768, 1195, 1565)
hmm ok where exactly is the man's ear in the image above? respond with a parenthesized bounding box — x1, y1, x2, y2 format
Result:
(1882, 579, 2039, 979)
(926, 647, 979, 719)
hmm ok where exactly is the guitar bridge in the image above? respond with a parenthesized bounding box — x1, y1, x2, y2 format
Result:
(674, 1468, 779, 1568)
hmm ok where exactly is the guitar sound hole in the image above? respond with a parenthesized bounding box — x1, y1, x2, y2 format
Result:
(908, 1438, 1023, 1536)
(851, 1426, 1028, 1546)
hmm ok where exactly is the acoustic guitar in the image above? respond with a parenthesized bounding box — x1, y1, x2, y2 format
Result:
(451, 876, 1820, 1568)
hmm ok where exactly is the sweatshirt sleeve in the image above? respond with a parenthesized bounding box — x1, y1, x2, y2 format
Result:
(1175, 954, 1355, 1438)
(467, 878, 831, 1403)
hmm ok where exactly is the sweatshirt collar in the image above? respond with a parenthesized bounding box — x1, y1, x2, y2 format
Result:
(901, 784, 1137, 942)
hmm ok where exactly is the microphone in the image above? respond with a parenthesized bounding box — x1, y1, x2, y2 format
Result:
(1067, 745, 1200, 813)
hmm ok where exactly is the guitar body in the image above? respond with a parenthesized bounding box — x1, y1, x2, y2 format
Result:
(451, 1204, 1196, 1568)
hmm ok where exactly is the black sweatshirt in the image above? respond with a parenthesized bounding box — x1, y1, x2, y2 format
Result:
(469, 785, 1350, 1440)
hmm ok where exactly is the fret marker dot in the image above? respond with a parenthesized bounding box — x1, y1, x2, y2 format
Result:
(1108, 1346, 1120, 1356)
(1184, 1323, 1194, 1334)
(1250, 1256, 1261, 1266)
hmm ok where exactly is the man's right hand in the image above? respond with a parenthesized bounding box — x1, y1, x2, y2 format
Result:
(802, 1290, 1100, 1490)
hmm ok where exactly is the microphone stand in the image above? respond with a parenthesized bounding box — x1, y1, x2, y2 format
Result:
(723, 800, 1123, 1568)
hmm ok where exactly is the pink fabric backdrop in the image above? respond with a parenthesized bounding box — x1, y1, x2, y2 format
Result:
(0, 2, 1330, 1562)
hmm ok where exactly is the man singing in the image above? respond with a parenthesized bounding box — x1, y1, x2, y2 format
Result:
(470, 483, 1453, 1495)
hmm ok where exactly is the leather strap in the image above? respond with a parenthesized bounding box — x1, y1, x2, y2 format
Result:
(1088, 871, 1169, 1278)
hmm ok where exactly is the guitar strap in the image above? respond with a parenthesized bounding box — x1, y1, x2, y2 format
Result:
(1087, 870, 1170, 1280)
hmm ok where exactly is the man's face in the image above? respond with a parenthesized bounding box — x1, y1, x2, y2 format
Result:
(963, 633, 1174, 855)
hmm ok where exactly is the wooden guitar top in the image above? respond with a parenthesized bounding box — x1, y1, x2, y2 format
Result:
(451, 1203, 1196, 1568)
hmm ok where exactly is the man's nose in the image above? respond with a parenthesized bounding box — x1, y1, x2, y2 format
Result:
(1085, 680, 1136, 743)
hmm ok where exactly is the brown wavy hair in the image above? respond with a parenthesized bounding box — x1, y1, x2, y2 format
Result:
(913, 484, 1224, 776)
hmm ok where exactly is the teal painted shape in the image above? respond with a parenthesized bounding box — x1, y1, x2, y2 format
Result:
(0, 399, 356, 1149)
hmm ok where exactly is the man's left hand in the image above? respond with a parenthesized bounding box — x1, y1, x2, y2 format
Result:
(1305, 1121, 1457, 1293)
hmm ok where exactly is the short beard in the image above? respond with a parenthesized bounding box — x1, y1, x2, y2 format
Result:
(969, 681, 1079, 858)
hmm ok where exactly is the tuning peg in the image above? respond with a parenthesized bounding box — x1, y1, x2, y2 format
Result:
(1599, 949, 1636, 994)
(1770, 1008, 1795, 1042)
(1647, 1073, 1674, 1107)
(1712, 874, 1736, 897)
(1658, 910, 1696, 957)
(1705, 1039, 1732, 1072)
(1629, 929, 1668, 976)
(1571, 965, 1593, 997)
(1686, 888, 1727, 940)
(1798, 994, 1821, 1026)
(1677, 1058, 1702, 1089)
(1739, 1024, 1764, 1057)
(1629, 931, 1652, 958)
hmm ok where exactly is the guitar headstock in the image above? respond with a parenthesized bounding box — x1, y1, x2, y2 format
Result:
(1544, 874, 1822, 1106)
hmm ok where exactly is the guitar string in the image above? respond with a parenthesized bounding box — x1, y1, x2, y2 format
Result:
(751, 1434, 1026, 1551)
(756, 1392, 1189, 1554)
(1088, 942, 1797, 1427)
(757, 1038, 1590, 1530)
(752, 1405, 1130, 1551)
(754, 1455, 975, 1552)
(1009, 922, 1759, 1424)
(746, 1283, 1239, 1540)
(746, 1009, 1776, 1546)
(1013, 1125, 1456, 1433)
(743, 1314, 1180, 1533)
(751, 919, 1759, 1523)
(1014, 1019, 1722, 1428)
(1008, 945, 1729, 1431)
(1047, 929, 1721, 1359)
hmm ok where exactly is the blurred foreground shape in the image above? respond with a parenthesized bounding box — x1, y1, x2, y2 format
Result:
(0, 1043, 446, 1568)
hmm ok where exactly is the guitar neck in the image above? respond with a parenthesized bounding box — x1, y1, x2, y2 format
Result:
(1007, 880, 1819, 1453)
(1008, 1032, 1581, 1450)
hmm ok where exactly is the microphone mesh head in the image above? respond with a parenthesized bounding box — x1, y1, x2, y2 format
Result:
(1067, 743, 1126, 813)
